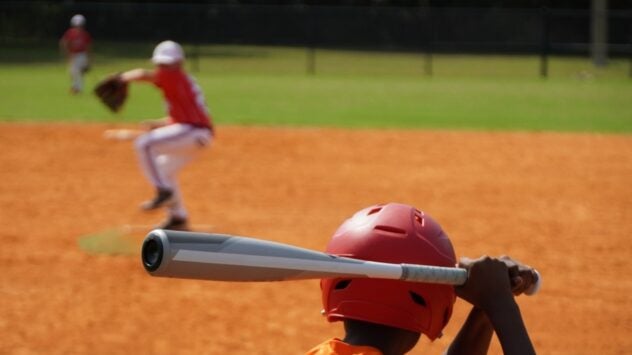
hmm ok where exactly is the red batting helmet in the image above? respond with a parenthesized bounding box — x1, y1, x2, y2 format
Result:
(321, 203, 457, 340)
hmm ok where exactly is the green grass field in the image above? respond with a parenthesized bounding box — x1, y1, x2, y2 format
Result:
(1, 42, 630, 133)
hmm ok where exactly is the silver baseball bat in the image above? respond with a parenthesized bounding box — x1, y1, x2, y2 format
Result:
(141, 229, 468, 285)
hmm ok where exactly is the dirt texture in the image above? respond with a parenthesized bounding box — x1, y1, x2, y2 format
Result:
(1, 122, 631, 354)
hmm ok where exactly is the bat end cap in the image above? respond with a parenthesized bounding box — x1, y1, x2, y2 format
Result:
(525, 269, 542, 296)
(141, 232, 164, 272)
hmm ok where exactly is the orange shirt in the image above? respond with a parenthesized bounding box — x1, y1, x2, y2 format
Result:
(60, 28, 91, 54)
(305, 338, 383, 355)
(154, 66, 213, 131)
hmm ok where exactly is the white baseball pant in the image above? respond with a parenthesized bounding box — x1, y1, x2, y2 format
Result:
(134, 123, 212, 219)
(69, 52, 89, 92)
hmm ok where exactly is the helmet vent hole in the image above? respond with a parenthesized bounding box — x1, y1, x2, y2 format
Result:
(374, 225, 406, 234)
(409, 292, 427, 307)
(334, 280, 352, 290)
(414, 212, 425, 227)
(367, 207, 382, 215)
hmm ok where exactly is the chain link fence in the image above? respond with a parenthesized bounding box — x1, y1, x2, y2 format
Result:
(1, 1, 630, 76)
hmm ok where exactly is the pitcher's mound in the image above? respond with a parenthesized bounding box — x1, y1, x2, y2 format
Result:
(78, 224, 215, 255)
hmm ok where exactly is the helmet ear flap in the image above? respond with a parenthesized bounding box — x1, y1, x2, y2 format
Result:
(442, 304, 453, 328)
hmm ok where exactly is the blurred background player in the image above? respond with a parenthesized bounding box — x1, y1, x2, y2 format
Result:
(59, 14, 92, 94)
(117, 40, 214, 231)
(308, 203, 537, 355)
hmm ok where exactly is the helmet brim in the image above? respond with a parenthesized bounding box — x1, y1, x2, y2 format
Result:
(151, 55, 181, 65)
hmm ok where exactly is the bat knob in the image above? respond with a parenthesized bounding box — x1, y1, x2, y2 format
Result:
(524, 269, 542, 296)
(142, 232, 165, 272)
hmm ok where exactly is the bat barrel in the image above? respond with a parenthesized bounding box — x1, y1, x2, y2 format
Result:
(141, 229, 365, 282)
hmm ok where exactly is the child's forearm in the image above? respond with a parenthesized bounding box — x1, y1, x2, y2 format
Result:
(445, 307, 493, 355)
(120, 69, 154, 83)
(486, 297, 536, 355)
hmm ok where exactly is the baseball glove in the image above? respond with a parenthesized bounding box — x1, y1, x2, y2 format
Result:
(94, 74, 128, 112)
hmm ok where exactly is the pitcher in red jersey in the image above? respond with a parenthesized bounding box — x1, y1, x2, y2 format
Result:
(118, 40, 215, 231)
(59, 14, 92, 94)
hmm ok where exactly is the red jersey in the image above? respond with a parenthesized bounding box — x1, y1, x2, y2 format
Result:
(154, 67, 213, 131)
(61, 28, 91, 54)
(305, 338, 383, 355)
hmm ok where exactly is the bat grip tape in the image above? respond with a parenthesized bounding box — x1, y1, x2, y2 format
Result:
(400, 264, 468, 285)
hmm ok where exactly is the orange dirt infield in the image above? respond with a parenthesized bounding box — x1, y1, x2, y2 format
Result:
(1, 122, 631, 354)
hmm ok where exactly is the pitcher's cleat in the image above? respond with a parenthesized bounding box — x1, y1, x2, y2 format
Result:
(140, 188, 174, 211)
(157, 216, 189, 231)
